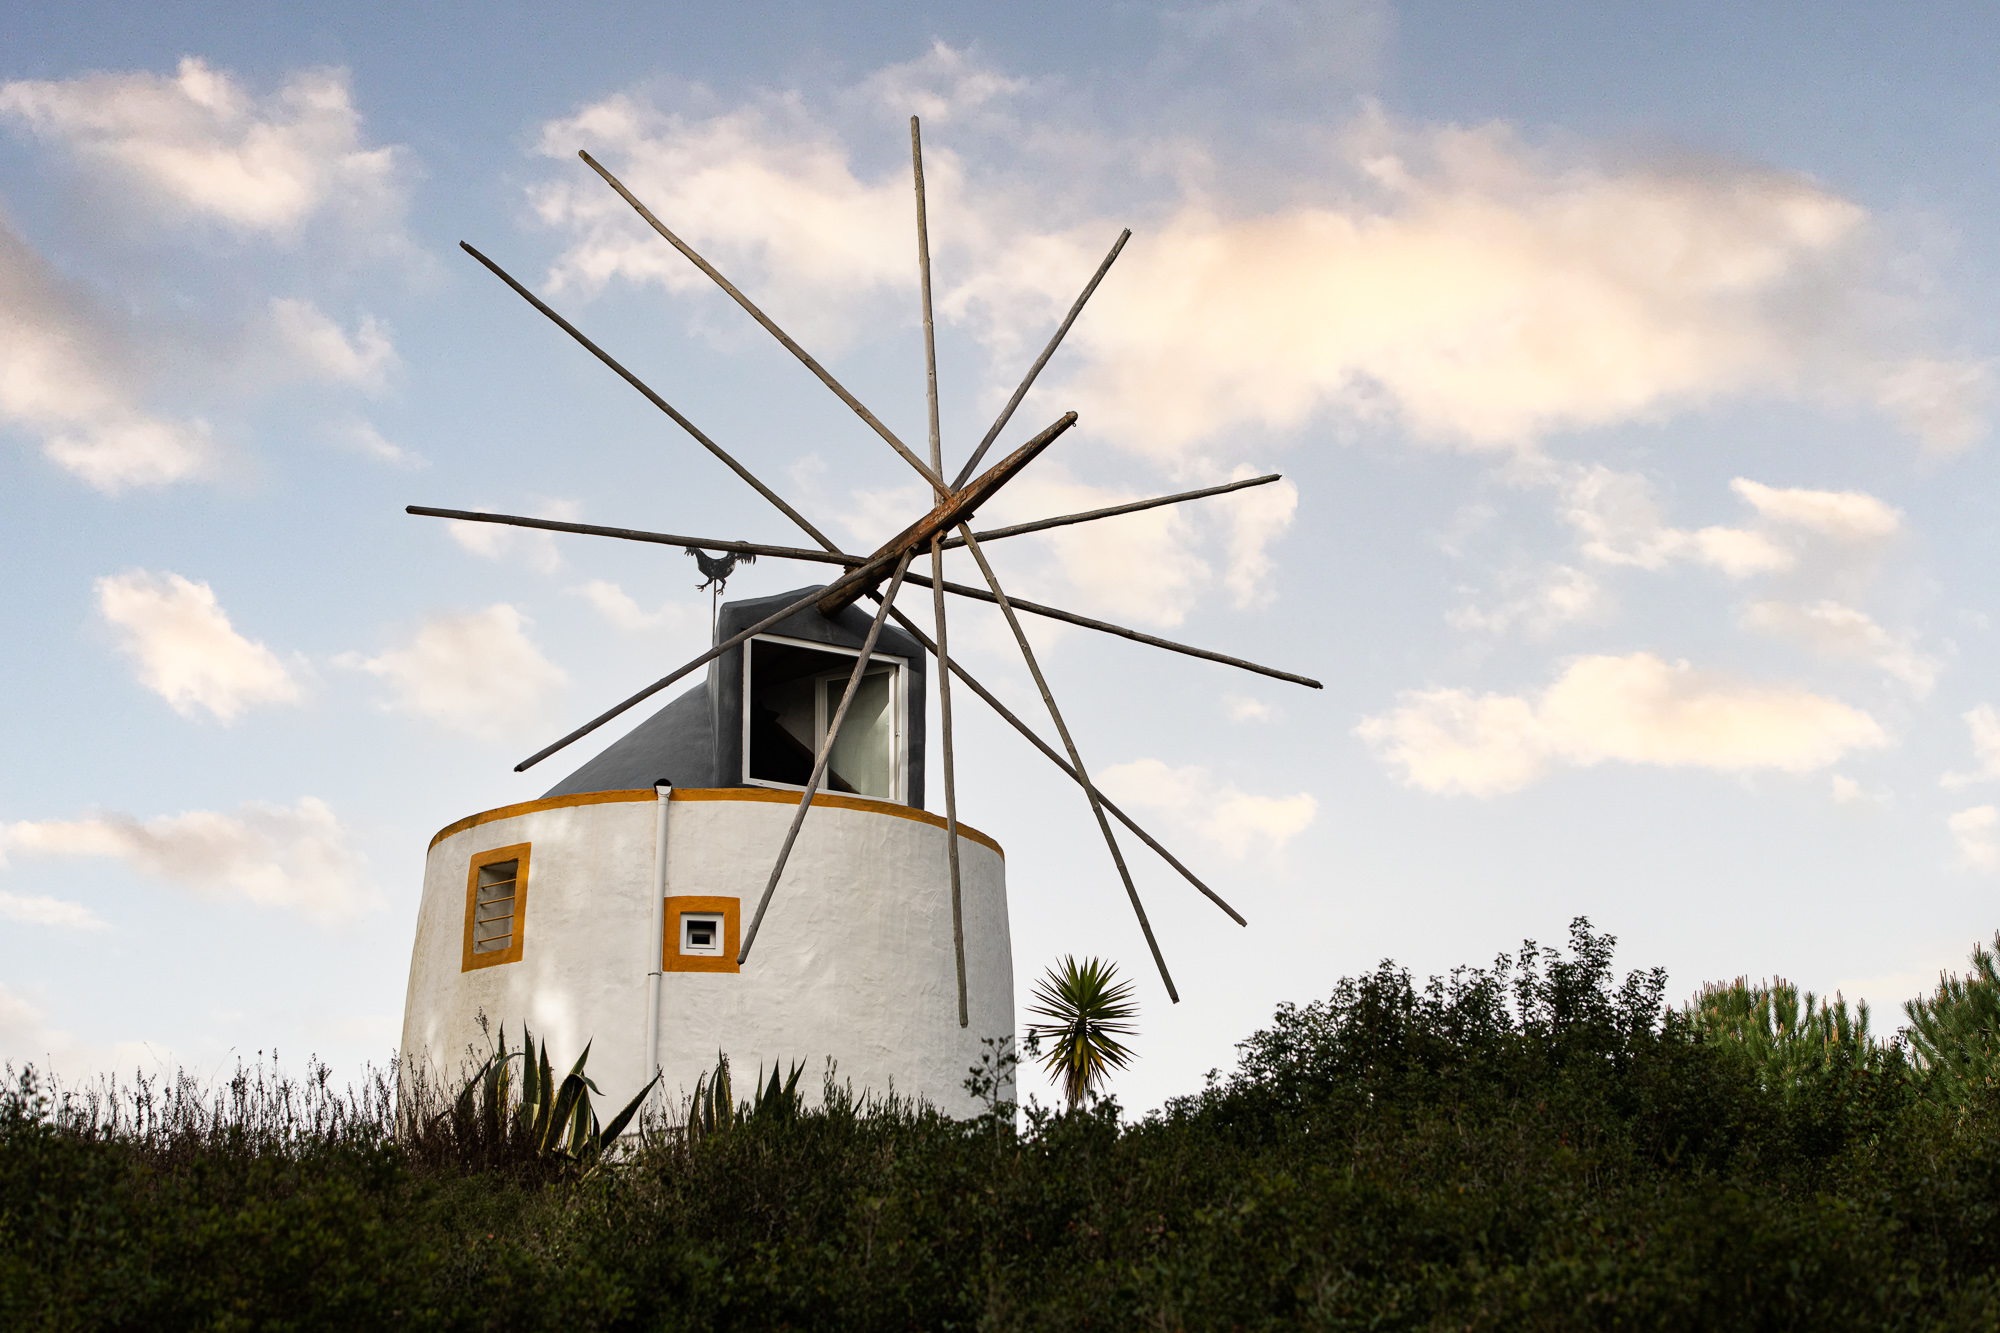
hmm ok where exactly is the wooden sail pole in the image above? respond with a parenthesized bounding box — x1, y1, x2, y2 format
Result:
(868, 594, 1247, 927)
(912, 116, 971, 1028)
(577, 151, 947, 493)
(956, 525, 1180, 1002)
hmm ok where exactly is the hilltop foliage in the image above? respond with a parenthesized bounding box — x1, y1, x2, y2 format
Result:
(9, 919, 2000, 1329)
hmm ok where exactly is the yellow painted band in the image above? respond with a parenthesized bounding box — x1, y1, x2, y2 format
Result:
(428, 787, 1003, 858)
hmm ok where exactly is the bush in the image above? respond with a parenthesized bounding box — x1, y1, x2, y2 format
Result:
(9, 919, 2000, 1329)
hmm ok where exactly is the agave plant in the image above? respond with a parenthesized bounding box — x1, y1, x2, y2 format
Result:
(684, 1051, 805, 1145)
(1026, 955, 1137, 1111)
(453, 1024, 658, 1168)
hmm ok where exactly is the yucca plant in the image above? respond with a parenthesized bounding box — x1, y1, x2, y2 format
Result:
(1026, 955, 1137, 1110)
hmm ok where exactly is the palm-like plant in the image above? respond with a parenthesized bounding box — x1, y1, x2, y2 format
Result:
(1026, 955, 1137, 1110)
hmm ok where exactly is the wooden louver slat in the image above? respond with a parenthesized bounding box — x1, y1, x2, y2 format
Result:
(472, 862, 519, 954)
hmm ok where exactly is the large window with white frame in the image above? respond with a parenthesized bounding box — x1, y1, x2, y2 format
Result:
(743, 635, 908, 803)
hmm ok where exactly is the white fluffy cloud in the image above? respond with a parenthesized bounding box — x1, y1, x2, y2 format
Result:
(1561, 466, 1791, 577)
(0, 797, 379, 925)
(0, 891, 108, 930)
(532, 78, 1985, 460)
(1449, 563, 1609, 636)
(1741, 600, 1939, 694)
(1557, 468, 1904, 584)
(339, 605, 568, 739)
(0, 57, 407, 240)
(269, 298, 397, 389)
(1949, 805, 1999, 872)
(574, 580, 707, 635)
(340, 420, 423, 468)
(0, 980, 171, 1076)
(1221, 466, 1298, 609)
(0, 217, 216, 491)
(1731, 478, 1902, 542)
(1358, 652, 1888, 796)
(1941, 705, 2000, 790)
(1223, 693, 1274, 722)
(96, 570, 301, 721)
(445, 501, 580, 574)
(1096, 758, 1317, 857)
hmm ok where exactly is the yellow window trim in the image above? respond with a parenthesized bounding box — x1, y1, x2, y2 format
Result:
(663, 895, 740, 974)
(462, 842, 531, 972)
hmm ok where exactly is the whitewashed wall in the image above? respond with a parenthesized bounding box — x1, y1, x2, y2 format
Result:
(401, 789, 1013, 1118)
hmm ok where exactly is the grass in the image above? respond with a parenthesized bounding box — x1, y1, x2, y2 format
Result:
(8, 918, 2000, 1329)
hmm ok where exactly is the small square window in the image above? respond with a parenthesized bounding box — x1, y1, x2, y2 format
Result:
(681, 913, 724, 956)
(662, 895, 740, 974)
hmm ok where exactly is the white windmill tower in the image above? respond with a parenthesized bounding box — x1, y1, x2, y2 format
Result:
(398, 121, 1319, 1115)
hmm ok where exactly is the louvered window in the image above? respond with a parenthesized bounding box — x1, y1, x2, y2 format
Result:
(473, 861, 519, 954)
(462, 843, 531, 971)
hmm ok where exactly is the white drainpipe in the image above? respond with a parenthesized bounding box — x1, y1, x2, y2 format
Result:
(644, 781, 672, 1079)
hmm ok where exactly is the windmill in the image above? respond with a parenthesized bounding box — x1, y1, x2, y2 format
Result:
(399, 120, 1318, 1102)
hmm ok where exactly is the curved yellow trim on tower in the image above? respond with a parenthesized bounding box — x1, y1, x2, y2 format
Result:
(428, 787, 1004, 857)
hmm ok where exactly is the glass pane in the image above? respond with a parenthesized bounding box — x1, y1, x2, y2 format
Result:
(824, 670, 893, 799)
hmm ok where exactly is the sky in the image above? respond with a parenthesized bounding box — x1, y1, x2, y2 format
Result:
(4, 1, 2000, 1114)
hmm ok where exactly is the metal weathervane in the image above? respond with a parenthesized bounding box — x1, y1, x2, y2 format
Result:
(408, 118, 1322, 1024)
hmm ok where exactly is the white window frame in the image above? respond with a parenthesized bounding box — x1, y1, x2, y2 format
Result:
(742, 633, 909, 804)
(679, 911, 726, 957)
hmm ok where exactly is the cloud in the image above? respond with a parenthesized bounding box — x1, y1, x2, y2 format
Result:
(0, 216, 216, 491)
(1223, 693, 1273, 722)
(1357, 652, 1888, 796)
(96, 570, 301, 721)
(1449, 563, 1609, 636)
(0, 797, 379, 924)
(269, 298, 396, 389)
(1941, 705, 2000, 790)
(530, 67, 1982, 464)
(1730, 478, 1902, 542)
(340, 420, 424, 468)
(574, 580, 707, 635)
(1949, 805, 1999, 872)
(0, 891, 108, 930)
(0, 980, 171, 1077)
(1062, 116, 1982, 458)
(339, 604, 568, 739)
(1560, 466, 1791, 577)
(445, 501, 579, 574)
(986, 470, 1214, 627)
(1555, 467, 1905, 586)
(1096, 757, 1316, 857)
(1221, 466, 1298, 609)
(0, 57, 407, 241)
(1741, 600, 1939, 694)
(1873, 357, 1991, 459)
(857, 40, 1031, 124)
(533, 95, 921, 352)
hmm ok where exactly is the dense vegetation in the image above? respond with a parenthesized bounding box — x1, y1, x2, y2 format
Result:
(10, 919, 2000, 1329)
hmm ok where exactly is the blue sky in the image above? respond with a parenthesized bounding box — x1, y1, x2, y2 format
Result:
(4, 1, 2000, 1111)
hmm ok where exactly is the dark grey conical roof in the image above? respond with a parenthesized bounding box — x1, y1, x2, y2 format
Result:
(539, 683, 714, 797)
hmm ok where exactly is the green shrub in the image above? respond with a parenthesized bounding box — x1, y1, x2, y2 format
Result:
(11, 919, 2000, 1329)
